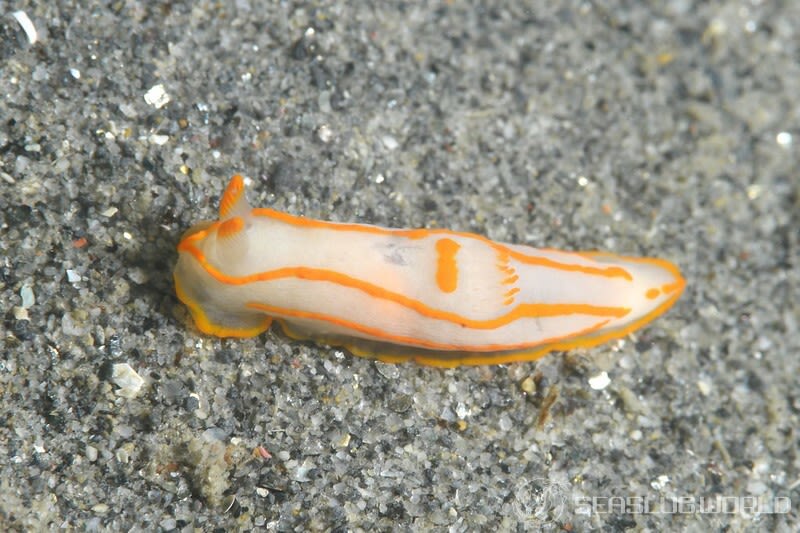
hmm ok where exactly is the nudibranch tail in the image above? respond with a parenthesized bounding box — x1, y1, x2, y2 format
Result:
(173, 175, 685, 367)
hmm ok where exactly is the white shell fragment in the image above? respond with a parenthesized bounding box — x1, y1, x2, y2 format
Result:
(144, 84, 171, 108)
(588, 371, 611, 390)
(12, 11, 38, 45)
(112, 363, 145, 398)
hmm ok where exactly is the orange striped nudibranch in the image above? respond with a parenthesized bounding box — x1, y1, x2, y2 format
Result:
(174, 175, 685, 367)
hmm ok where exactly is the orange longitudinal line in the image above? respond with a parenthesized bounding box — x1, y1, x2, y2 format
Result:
(507, 252, 632, 280)
(249, 208, 633, 280)
(252, 208, 431, 240)
(247, 301, 612, 352)
(178, 240, 631, 330)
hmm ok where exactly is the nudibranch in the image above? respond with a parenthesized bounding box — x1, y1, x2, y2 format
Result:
(174, 175, 685, 367)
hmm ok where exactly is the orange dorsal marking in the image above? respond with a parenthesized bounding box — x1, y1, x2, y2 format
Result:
(435, 238, 460, 293)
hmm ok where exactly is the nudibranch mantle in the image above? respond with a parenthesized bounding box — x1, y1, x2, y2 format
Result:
(174, 175, 685, 367)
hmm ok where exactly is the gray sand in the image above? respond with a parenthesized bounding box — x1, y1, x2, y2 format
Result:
(1, 2, 798, 530)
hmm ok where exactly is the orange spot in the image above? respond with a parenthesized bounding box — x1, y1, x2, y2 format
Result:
(218, 216, 244, 239)
(646, 288, 660, 300)
(72, 237, 88, 249)
(503, 274, 519, 285)
(219, 175, 245, 219)
(435, 238, 460, 293)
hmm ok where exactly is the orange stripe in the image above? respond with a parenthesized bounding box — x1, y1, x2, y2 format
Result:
(252, 208, 431, 239)
(504, 287, 520, 299)
(509, 253, 632, 280)
(248, 208, 633, 280)
(247, 301, 612, 353)
(179, 223, 215, 247)
(435, 238, 460, 293)
(579, 251, 684, 284)
(179, 239, 630, 329)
